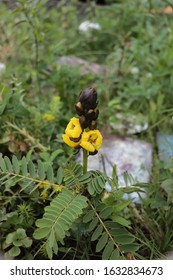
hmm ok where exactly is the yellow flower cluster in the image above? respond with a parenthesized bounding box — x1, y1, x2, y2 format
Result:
(39, 180, 62, 200)
(62, 117, 102, 153)
(42, 113, 55, 122)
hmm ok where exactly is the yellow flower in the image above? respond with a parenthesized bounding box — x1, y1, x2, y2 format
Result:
(39, 179, 50, 189)
(39, 180, 50, 200)
(41, 191, 49, 200)
(42, 113, 55, 122)
(62, 133, 80, 148)
(52, 185, 62, 192)
(39, 180, 62, 200)
(80, 130, 102, 152)
(65, 117, 82, 139)
(62, 117, 83, 148)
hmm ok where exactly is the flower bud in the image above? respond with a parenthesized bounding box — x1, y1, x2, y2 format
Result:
(79, 115, 88, 129)
(79, 88, 98, 110)
(86, 108, 99, 121)
(75, 102, 84, 116)
(89, 120, 97, 130)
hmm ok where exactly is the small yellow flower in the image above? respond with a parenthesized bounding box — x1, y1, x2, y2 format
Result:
(39, 180, 62, 200)
(39, 179, 50, 189)
(41, 191, 49, 200)
(43, 113, 55, 122)
(39, 180, 50, 201)
(80, 130, 102, 152)
(62, 133, 80, 148)
(52, 185, 62, 192)
(52, 96, 60, 103)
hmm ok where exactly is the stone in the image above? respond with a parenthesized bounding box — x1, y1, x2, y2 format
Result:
(109, 113, 148, 135)
(57, 56, 106, 76)
(77, 135, 152, 203)
(78, 20, 101, 32)
(0, 62, 6, 75)
(157, 133, 173, 163)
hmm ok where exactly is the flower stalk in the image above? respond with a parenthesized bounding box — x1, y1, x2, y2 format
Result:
(83, 148, 88, 174)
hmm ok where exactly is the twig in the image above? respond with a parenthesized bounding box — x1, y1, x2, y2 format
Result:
(6, 121, 49, 152)
(23, 9, 41, 93)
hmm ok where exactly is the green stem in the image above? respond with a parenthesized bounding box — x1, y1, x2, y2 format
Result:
(83, 148, 88, 174)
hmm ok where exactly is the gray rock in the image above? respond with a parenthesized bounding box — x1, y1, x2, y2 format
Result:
(58, 56, 106, 76)
(0, 62, 6, 75)
(79, 20, 101, 32)
(157, 133, 173, 163)
(77, 135, 152, 202)
(109, 113, 148, 135)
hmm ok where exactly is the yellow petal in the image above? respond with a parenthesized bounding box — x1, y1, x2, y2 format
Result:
(65, 117, 82, 139)
(94, 132, 102, 150)
(80, 130, 102, 152)
(62, 133, 80, 148)
(80, 140, 95, 152)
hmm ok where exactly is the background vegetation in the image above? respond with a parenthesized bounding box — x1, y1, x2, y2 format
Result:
(0, 0, 173, 260)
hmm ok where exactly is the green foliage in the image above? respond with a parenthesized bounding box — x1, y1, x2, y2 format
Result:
(87, 170, 106, 195)
(63, 162, 90, 190)
(0, 154, 142, 260)
(83, 203, 139, 260)
(4, 228, 32, 258)
(34, 188, 88, 259)
(0, 155, 63, 198)
(0, 82, 29, 118)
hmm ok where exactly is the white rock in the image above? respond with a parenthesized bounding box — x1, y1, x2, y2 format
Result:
(77, 136, 152, 203)
(130, 66, 139, 75)
(110, 113, 148, 135)
(79, 20, 101, 32)
(145, 72, 152, 78)
(0, 62, 6, 74)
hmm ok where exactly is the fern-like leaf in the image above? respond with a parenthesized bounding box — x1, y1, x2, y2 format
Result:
(12, 155, 20, 174)
(28, 160, 36, 178)
(47, 165, 54, 183)
(87, 170, 106, 196)
(37, 160, 45, 181)
(0, 155, 62, 197)
(21, 157, 28, 176)
(4, 156, 13, 172)
(63, 162, 90, 189)
(0, 157, 7, 172)
(33, 188, 88, 259)
(86, 200, 139, 260)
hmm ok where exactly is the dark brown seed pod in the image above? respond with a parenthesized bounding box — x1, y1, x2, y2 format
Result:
(85, 109, 96, 121)
(93, 108, 99, 120)
(86, 108, 99, 121)
(75, 102, 84, 116)
(79, 115, 88, 129)
(79, 88, 98, 110)
(89, 120, 97, 130)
